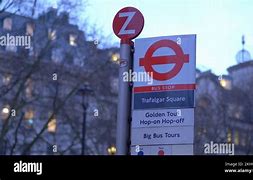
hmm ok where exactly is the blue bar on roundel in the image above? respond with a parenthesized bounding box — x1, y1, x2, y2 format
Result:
(133, 90, 195, 110)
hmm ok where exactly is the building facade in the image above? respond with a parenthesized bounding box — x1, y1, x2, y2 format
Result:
(0, 8, 119, 155)
(195, 47, 253, 155)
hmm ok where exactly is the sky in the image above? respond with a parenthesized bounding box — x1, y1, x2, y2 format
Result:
(85, 0, 253, 75)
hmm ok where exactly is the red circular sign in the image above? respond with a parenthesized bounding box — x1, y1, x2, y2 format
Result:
(112, 7, 144, 41)
(158, 150, 165, 156)
(140, 40, 189, 81)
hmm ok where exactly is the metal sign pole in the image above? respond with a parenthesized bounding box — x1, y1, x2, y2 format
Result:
(116, 40, 133, 155)
(113, 6, 144, 155)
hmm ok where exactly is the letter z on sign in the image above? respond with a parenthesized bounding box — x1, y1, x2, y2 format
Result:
(113, 7, 144, 41)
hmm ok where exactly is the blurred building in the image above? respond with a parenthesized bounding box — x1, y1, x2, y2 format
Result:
(2, 8, 252, 156)
(195, 37, 253, 155)
(0, 8, 119, 155)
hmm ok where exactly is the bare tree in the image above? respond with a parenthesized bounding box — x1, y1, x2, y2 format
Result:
(0, 0, 118, 155)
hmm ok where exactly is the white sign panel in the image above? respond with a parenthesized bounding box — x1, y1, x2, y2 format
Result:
(132, 108, 194, 128)
(131, 126, 194, 145)
(130, 144, 193, 155)
(134, 34, 196, 87)
(171, 144, 194, 155)
(130, 34, 196, 155)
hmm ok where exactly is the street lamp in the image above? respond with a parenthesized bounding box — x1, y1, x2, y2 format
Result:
(107, 145, 116, 155)
(111, 53, 120, 63)
(1, 105, 10, 120)
(47, 117, 57, 133)
(2, 107, 9, 114)
(77, 84, 93, 155)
